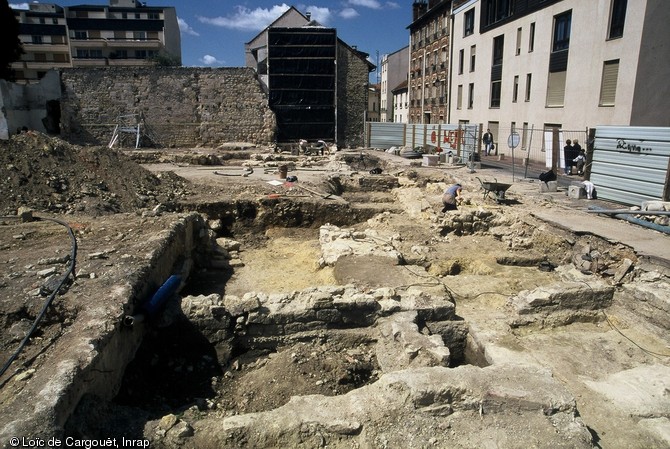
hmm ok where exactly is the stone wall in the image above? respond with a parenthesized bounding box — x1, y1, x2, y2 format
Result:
(60, 67, 276, 147)
(337, 46, 370, 149)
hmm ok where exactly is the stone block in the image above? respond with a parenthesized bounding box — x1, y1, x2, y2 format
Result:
(568, 185, 586, 199)
(540, 181, 558, 193)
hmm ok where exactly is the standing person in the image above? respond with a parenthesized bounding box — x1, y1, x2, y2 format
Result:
(573, 149, 586, 175)
(441, 183, 463, 212)
(563, 139, 573, 175)
(572, 139, 582, 154)
(483, 129, 494, 156)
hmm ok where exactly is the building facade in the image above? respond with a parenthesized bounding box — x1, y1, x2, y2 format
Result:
(11, 0, 181, 84)
(245, 6, 374, 147)
(392, 80, 409, 123)
(408, 0, 461, 124)
(379, 46, 409, 122)
(367, 84, 381, 122)
(449, 0, 670, 140)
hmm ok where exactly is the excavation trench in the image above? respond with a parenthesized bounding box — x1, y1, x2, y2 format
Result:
(63, 198, 479, 440)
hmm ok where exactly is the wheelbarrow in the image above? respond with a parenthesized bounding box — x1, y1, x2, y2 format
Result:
(476, 177, 512, 203)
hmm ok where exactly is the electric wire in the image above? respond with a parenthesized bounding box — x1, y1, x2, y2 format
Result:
(0, 216, 77, 382)
(575, 279, 670, 359)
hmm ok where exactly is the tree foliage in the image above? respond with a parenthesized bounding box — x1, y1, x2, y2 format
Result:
(0, 0, 24, 81)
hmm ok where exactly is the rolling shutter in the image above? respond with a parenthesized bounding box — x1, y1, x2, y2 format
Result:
(599, 59, 619, 106)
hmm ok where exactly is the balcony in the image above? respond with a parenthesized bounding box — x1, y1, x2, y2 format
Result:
(70, 37, 162, 49)
(21, 43, 70, 53)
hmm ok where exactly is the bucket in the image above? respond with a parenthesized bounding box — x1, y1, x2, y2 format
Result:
(278, 165, 288, 179)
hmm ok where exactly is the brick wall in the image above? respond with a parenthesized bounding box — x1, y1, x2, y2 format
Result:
(60, 67, 276, 147)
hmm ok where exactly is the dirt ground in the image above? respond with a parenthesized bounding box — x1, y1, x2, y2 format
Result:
(1, 133, 669, 448)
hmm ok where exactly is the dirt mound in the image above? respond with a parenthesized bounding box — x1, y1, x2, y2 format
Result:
(0, 132, 193, 216)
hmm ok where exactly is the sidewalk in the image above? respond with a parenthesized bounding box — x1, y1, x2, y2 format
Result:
(476, 160, 670, 268)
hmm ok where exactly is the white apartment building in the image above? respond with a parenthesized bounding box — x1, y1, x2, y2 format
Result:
(379, 46, 409, 122)
(449, 0, 669, 140)
(392, 80, 409, 123)
(11, 0, 181, 83)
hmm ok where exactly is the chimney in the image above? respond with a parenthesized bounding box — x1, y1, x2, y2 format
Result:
(412, 0, 428, 21)
(306, 11, 311, 21)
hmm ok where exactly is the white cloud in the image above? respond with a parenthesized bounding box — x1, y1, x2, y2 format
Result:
(304, 6, 333, 25)
(200, 55, 224, 66)
(178, 18, 200, 36)
(198, 4, 291, 31)
(347, 0, 382, 9)
(385, 2, 401, 8)
(9, 3, 30, 9)
(339, 8, 359, 19)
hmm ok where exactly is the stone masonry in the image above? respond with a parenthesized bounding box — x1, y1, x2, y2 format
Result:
(59, 67, 276, 148)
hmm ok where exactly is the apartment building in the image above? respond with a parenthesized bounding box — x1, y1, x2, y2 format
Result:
(368, 84, 381, 122)
(11, 0, 181, 83)
(449, 0, 669, 139)
(379, 46, 409, 122)
(409, 0, 466, 124)
(392, 80, 409, 123)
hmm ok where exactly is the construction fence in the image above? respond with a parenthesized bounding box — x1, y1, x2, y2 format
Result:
(366, 122, 588, 169)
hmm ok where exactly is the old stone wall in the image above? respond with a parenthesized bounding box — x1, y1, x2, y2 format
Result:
(337, 46, 369, 149)
(60, 67, 276, 147)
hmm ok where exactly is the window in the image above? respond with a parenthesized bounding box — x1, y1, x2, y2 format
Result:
(31, 35, 43, 44)
(122, 12, 127, 19)
(148, 12, 159, 20)
(457, 84, 463, 109)
(468, 83, 474, 109)
(469, 45, 476, 72)
(34, 53, 46, 62)
(553, 11, 572, 52)
(608, 0, 627, 39)
(458, 49, 464, 74)
(492, 35, 504, 66)
(74, 30, 88, 40)
(525, 73, 532, 101)
(516, 27, 522, 55)
(464, 8, 475, 36)
(134, 31, 147, 40)
(482, 0, 515, 27)
(513, 75, 519, 102)
(135, 13, 141, 19)
(136, 50, 148, 59)
(529, 22, 535, 52)
(599, 59, 619, 106)
(546, 71, 566, 107)
(490, 80, 501, 107)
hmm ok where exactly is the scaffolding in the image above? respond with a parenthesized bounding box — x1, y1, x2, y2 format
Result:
(108, 113, 159, 149)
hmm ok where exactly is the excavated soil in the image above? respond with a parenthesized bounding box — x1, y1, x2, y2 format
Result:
(1, 133, 669, 449)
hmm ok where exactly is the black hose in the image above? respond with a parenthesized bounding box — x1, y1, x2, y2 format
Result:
(0, 216, 77, 381)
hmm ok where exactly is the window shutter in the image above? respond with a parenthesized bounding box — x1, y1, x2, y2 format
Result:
(546, 71, 566, 107)
(599, 60, 619, 106)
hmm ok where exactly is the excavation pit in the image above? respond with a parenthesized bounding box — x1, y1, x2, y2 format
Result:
(3, 140, 669, 448)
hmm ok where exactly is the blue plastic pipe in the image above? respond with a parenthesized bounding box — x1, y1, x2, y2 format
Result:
(142, 274, 182, 317)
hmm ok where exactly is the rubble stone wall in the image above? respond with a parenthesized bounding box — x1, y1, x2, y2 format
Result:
(337, 47, 370, 149)
(59, 67, 276, 147)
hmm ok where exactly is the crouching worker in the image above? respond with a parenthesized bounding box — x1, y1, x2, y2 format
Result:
(442, 183, 463, 212)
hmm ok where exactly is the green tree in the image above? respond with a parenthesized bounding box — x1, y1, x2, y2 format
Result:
(150, 50, 181, 67)
(0, 0, 24, 81)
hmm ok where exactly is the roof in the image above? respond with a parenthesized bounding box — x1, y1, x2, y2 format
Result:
(391, 80, 408, 93)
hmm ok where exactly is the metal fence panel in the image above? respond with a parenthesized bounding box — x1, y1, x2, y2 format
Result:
(368, 122, 405, 149)
(592, 126, 670, 205)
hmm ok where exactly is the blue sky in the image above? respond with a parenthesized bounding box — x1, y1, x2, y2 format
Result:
(11, 0, 413, 80)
